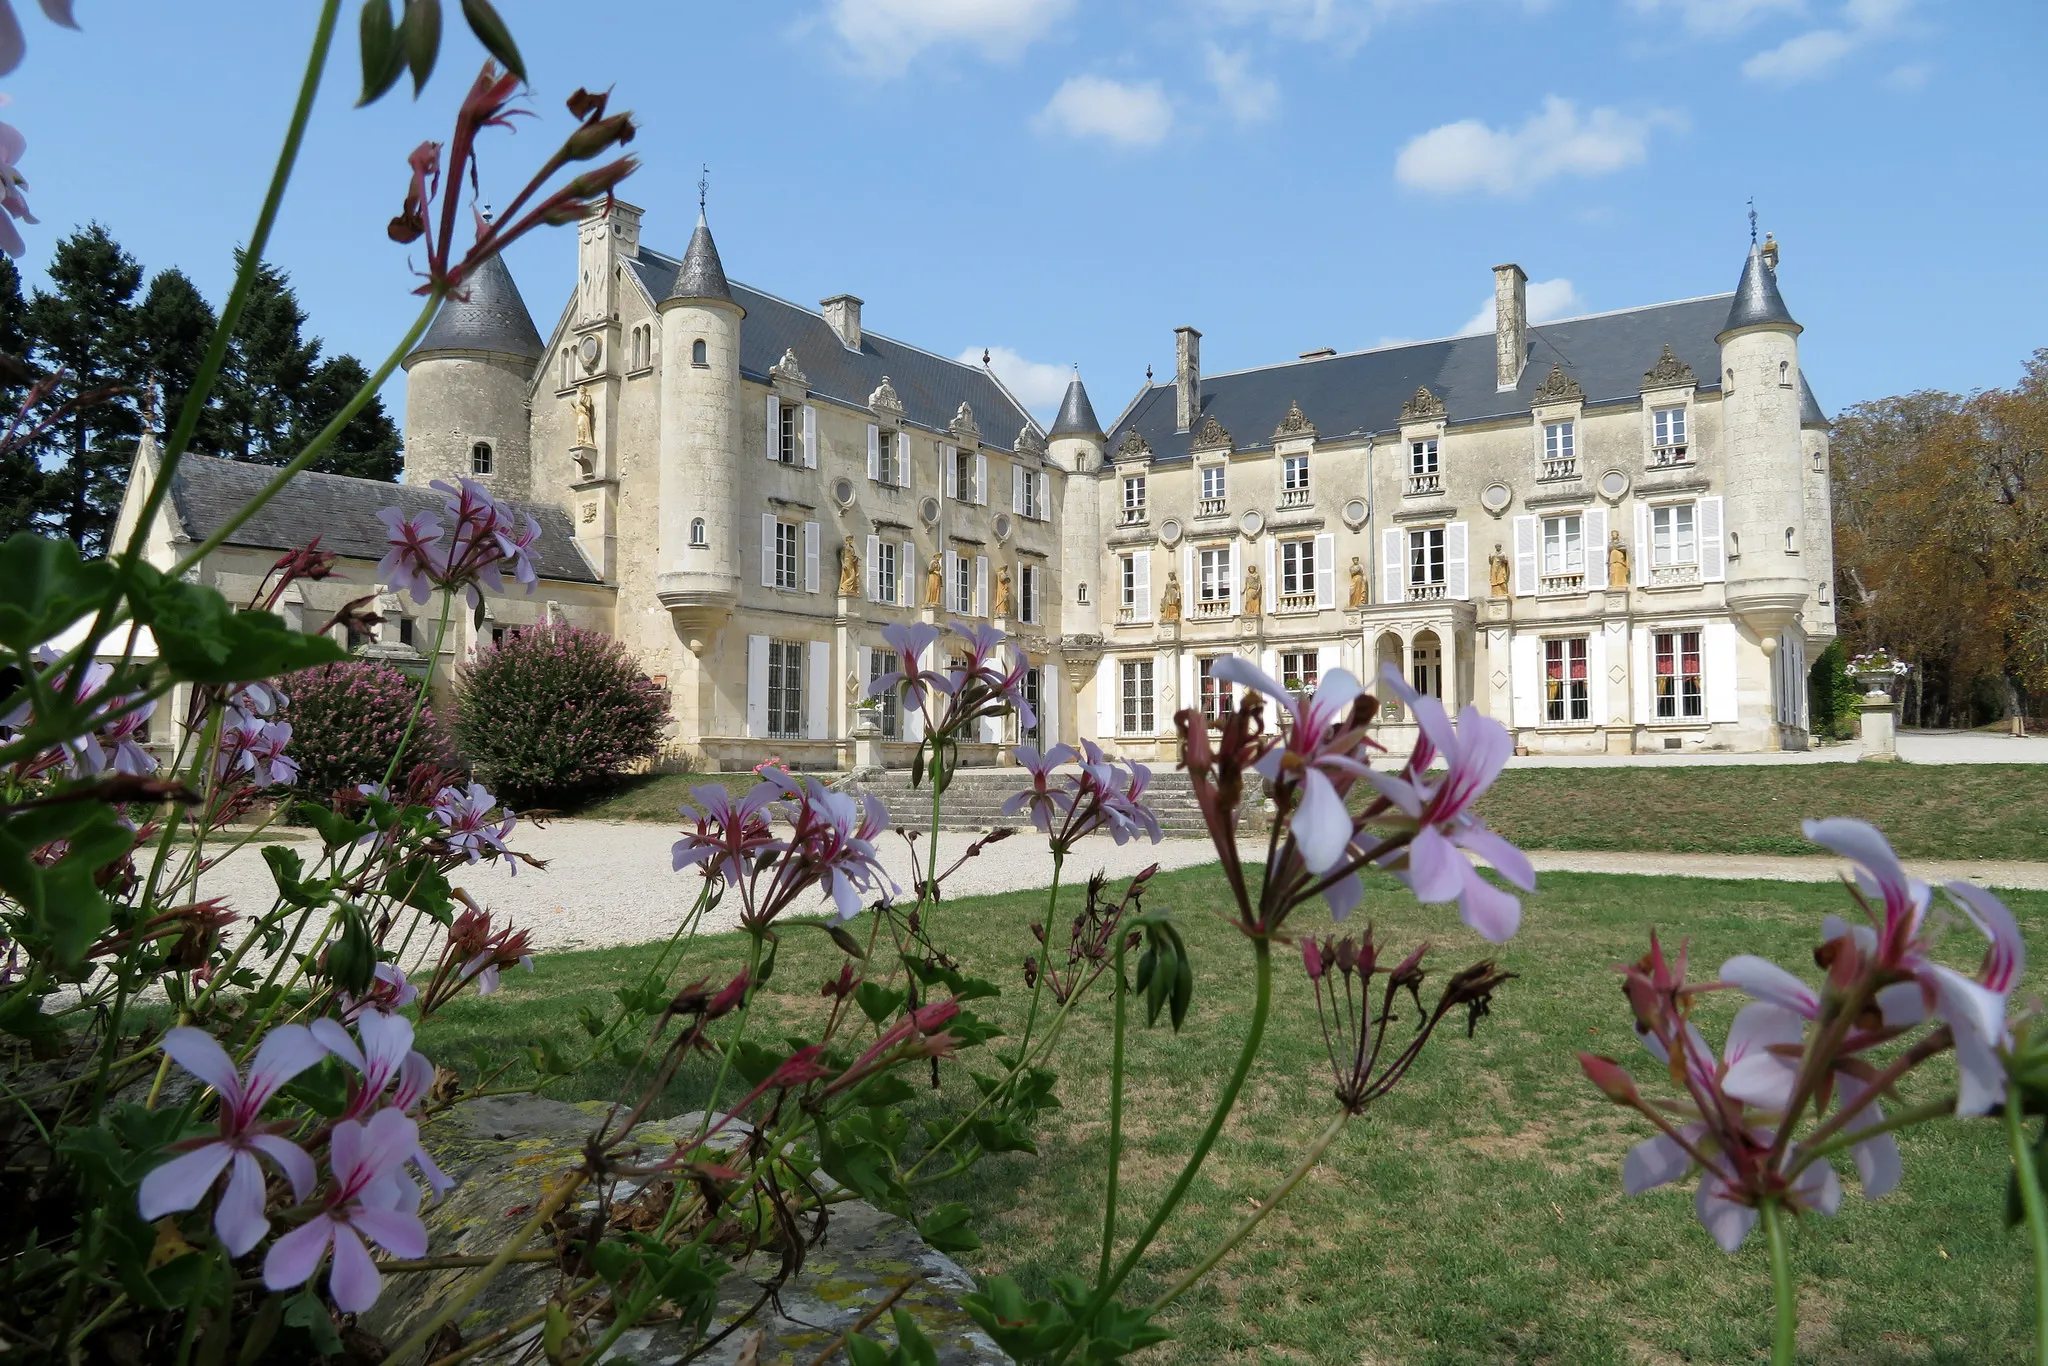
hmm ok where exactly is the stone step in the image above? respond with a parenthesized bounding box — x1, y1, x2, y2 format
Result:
(855, 769, 1214, 833)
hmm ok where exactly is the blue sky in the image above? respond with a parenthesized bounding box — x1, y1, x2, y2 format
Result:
(4, 0, 2043, 427)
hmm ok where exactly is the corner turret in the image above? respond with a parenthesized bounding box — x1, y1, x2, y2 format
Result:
(1052, 370, 1105, 638)
(401, 251, 544, 494)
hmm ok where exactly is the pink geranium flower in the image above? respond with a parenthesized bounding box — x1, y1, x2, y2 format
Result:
(262, 1109, 429, 1313)
(375, 507, 444, 606)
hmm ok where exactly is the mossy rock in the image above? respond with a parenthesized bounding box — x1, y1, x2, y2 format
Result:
(359, 1094, 1010, 1364)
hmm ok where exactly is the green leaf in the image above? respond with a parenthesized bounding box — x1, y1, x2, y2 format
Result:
(356, 0, 407, 105)
(824, 921, 867, 959)
(845, 1335, 893, 1366)
(0, 803, 127, 970)
(401, 0, 443, 93)
(262, 845, 331, 909)
(296, 800, 369, 853)
(384, 856, 453, 924)
(283, 1288, 344, 1357)
(460, 0, 525, 79)
(917, 1202, 980, 1253)
(856, 981, 907, 1027)
(132, 570, 344, 684)
(890, 1308, 940, 1366)
(970, 1115, 1037, 1156)
(853, 1074, 916, 1109)
(0, 533, 121, 653)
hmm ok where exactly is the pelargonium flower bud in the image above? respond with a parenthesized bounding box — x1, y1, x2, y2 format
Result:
(706, 971, 750, 1019)
(1578, 1052, 1642, 1107)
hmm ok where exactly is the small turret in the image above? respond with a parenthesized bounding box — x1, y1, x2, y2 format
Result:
(401, 252, 544, 494)
(1051, 370, 1105, 640)
(1048, 374, 1104, 444)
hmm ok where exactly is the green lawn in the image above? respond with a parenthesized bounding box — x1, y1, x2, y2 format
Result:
(421, 864, 2043, 1365)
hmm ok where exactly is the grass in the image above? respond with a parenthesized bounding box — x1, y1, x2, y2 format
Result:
(421, 863, 2046, 1365)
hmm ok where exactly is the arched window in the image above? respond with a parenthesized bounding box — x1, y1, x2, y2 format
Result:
(1785, 526, 1797, 553)
(1725, 367, 1735, 392)
(1779, 360, 1791, 388)
(471, 441, 493, 474)
(692, 338, 708, 367)
(689, 517, 708, 548)
(560, 349, 573, 389)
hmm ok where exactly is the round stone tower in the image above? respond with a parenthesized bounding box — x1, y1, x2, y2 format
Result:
(400, 251, 545, 495)
(654, 209, 745, 649)
(1048, 371, 1105, 637)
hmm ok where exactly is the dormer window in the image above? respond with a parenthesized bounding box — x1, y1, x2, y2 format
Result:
(692, 338, 708, 367)
(471, 441, 493, 475)
(1198, 464, 1226, 517)
(1651, 406, 1688, 467)
(1120, 474, 1147, 525)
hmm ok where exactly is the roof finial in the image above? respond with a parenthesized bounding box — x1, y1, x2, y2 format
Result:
(479, 199, 494, 224)
(982, 347, 991, 366)
(698, 165, 708, 215)
(1748, 198, 1757, 245)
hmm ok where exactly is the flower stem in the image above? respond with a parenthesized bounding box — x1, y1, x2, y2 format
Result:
(2007, 1100, 2048, 1366)
(1760, 1198, 1797, 1366)
(1014, 853, 1063, 1059)
(1098, 926, 1130, 1287)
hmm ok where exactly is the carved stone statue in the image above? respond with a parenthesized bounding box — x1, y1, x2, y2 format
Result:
(838, 535, 861, 597)
(924, 553, 944, 609)
(993, 565, 1013, 618)
(1489, 544, 1511, 598)
(571, 388, 595, 449)
(1159, 571, 1182, 623)
(1608, 531, 1630, 589)
(1347, 556, 1367, 608)
(1242, 564, 1262, 617)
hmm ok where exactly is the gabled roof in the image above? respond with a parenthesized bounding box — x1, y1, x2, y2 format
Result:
(163, 454, 599, 585)
(624, 251, 1033, 452)
(1106, 295, 1732, 464)
(1721, 242, 1799, 336)
(405, 253, 545, 367)
(1048, 375, 1103, 440)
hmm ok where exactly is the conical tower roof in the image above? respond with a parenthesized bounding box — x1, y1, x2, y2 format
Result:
(1720, 241, 1798, 337)
(406, 251, 545, 366)
(1048, 373, 1102, 439)
(666, 211, 736, 308)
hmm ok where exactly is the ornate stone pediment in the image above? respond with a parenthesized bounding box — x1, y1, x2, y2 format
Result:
(1015, 423, 1046, 457)
(1191, 414, 1232, 450)
(1116, 429, 1152, 461)
(1273, 399, 1315, 439)
(1399, 386, 1445, 423)
(770, 347, 808, 387)
(1532, 363, 1584, 406)
(868, 374, 904, 420)
(949, 402, 979, 441)
(1641, 344, 1696, 390)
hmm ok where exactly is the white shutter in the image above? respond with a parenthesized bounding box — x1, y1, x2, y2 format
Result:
(974, 452, 988, 505)
(1513, 515, 1538, 596)
(1705, 619, 1739, 721)
(1633, 626, 1652, 722)
(1095, 656, 1116, 742)
(1509, 632, 1539, 729)
(760, 513, 776, 588)
(807, 639, 831, 738)
(803, 520, 820, 594)
(766, 395, 780, 463)
(746, 635, 769, 737)
(1445, 522, 1469, 601)
(1036, 472, 1049, 522)
(857, 644, 873, 705)
(1314, 532, 1336, 609)
(1583, 508, 1607, 586)
(1589, 627, 1608, 727)
(897, 433, 912, 488)
(901, 540, 916, 608)
(1317, 644, 1342, 688)
(1013, 464, 1025, 513)
(944, 551, 958, 614)
(1699, 496, 1726, 583)
(943, 446, 957, 499)
(1184, 546, 1195, 609)
(1229, 542, 1242, 615)
(1179, 652, 1197, 725)
(802, 405, 818, 469)
(866, 424, 880, 480)
(1634, 502, 1650, 588)
(1381, 528, 1402, 603)
(1041, 664, 1058, 746)
(974, 555, 989, 618)
(1265, 536, 1278, 603)
(1133, 550, 1151, 622)
(866, 534, 882, 602)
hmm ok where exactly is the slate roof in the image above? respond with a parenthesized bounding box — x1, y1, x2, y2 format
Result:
(163, 454, 599, 584)
(625, 250, 1034, 452)
(407, 252, 546, 365)
(1721, 242, 1798, 336)
(1048, 376, 1103, 439)
(667, 212, 736, 307)
(1799, 374, 1829, 428)
(1108, 294, 1735, 464)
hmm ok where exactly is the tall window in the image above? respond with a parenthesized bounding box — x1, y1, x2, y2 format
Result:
(1120, 658, 1155, 736)
(1019, 470, 1042, 518)
(689, 517, 708, 548)
(1120, 555, 1139, 610)
(1652, 503, 1697, 566)
(1198, 547, 1232, 603)
(1282, 454, 1310, 504)
(1122, 475, 1147, 519)
(1544, 421, 1575, 465)
(1280, 650, 1319, 697)
(1411, 638, 1442, 698)
(1020, 564, 1039, 624)
(1541, 514, 1584, 576)
(874, 431, 894, 484)
(1544, 637, 1590, 723)
(1654, 629, 1704, 719)
(953, 447, 976, 502)
(471, 441, 493, 474)
(773, 521, 800, 590)
(1201, 466, 1226, 500)
(952, 554, 972, 615)
(1409, 438, 1438, 475)
(767, 640, 804, 739)
(1653, 406, 1687, 458)
(1408, 527, 1445, 586)
(876, 540, 898, 605)
(1022, 666, 1042, 744)
(691, 337, 708, 367)
(1198, 657, 1234, 723)
(1280, 538, 1316, 598)
(866, 648, 901, 740)
(778, 404, 801, 464)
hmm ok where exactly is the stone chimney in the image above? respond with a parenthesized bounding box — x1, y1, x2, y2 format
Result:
(1174, 325, 1202, 433)
(1493, 263, 1527, 391)
(821, 294, 863, 351)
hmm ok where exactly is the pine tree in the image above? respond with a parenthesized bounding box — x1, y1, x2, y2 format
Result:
(0, 257, 38, 539)
(132, 266, 221, 450)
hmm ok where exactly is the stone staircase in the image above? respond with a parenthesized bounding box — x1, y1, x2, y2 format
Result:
(857, 767, 1212, 837)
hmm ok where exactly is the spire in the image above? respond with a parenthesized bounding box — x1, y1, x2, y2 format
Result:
(1720, 238, 1799, 337)
(667, 207, 736, 309)
(406, 251, 545, 366)
(1048, 370, 1103, 440)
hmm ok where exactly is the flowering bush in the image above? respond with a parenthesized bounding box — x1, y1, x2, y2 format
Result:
(1848, 647, 1913, 678)
(284, 657, 457, 804)
(452, 621, 666, 805)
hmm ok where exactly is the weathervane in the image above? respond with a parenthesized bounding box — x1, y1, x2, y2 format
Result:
(698, 165, 708, 214)
(1748, 198, 1757, 244)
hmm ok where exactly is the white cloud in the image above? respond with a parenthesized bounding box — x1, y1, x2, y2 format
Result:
(1394, 97, 1684, 196)
(1200, 0, 1447, 50)
(1456, 278, 1581, 337)
(823, 0, 1073, 77)
(961, 346, 1072, 418)
(1034, 75, 1174, 148)
(1204, 44, 1280, 124)
(1884, 61, 1929, 90)
(1741, 0, 1912, 85)
(1627, 0, 1800, 35)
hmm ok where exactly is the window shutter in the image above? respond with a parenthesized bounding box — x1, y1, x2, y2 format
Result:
(765, 396, 779, 462)
(897, 433, 911, 488)
(1509, 632, 1539, 729)
(1265, 536, 1278, 602)
(1314, 532, 1336, 608)
(1589, 628, 1609, 726)
(974, 452, 988, 505)
(1041, 664, 1058, 746)
(1095, 657, 1116, 743)
(807, 639, 831, 739)
(1184, 546, 1195, 606)
(803, 520, 820, 593)
(866, 534, 882, 602)
(760, 513, 775, 588)
(901, 540, 916, 607)
(1446, 522, 1469, 600)
(1705, 619, 1739, 721)
(1583, 508, 1607, 584)
(944, 551, 958, 613)
(1013, 464, 1024, 512)
(1699, 496, 1726, 582)
(857, 644, 872, 698)
(746, 635, 769, 737)
(1133, 550, 1151, 621)
(1318, 644, 1343, 687)
(1036, 472, 1049, 521)
(943, 445, 957, 498)
(974, 555, 989, 618)
(1633, 502, 1650, 588)
(1513, 515, 1538, 596)
(802, 405, 818, 469)
(867, 424, 880, 480)
(1381, 528, 1403, 603)
(1632, 625, 1651, 721)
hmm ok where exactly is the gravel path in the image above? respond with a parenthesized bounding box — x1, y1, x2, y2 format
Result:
(196, 820, 2048, 959)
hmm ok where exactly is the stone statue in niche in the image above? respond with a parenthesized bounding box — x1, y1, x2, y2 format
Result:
(571, 388, 595, 449)
(925, 554, 944, 609)
(1608, 531, 1630, 589)
(1489, 544, 1511, 598)
(1348, 556, 1367, 608)
(838, 536, 861, 597)
(1159, 571, 1182, 623)
(1242, 564, 1262, 617)
(993, 565, 1013, 618)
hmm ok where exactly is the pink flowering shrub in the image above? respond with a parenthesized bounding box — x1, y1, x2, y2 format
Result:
(452, 623, 666, 806)
(285, 660, 457, 805)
